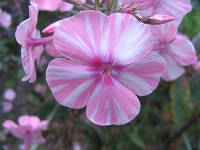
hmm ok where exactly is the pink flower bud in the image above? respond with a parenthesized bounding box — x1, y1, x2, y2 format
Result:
(42, 20, 61, 34)
(149, 14, 175, 25)
(120, 8, 132, 14)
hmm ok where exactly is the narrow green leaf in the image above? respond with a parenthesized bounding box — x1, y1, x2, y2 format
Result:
(126, 132, 145, 148)
(170, 77, 190, 123)
(182, 132, 192, 150)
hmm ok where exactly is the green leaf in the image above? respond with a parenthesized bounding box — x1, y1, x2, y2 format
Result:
(191, 0, 200, 10)
(170, 77, 190, 123)
(126, 131, 145, 148)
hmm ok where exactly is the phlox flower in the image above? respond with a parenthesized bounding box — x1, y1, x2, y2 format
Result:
(0, 8, 12, 28)
(149, 22, 197, 81)
(15, 2, 53, 83)
(2, 115, 49, 150)
(46, 11, 166, 126)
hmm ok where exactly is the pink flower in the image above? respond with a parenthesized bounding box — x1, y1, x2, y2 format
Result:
(149, 22, 197, 81)
(137, 0, 192, 26)
(2, 115, 49, 150)
(15, 2, 53, 83)
(0, 8, 12, 28)
(3, 88, 16, 101)
(46, 11, 166, 126)
(1, 102, 13, 113)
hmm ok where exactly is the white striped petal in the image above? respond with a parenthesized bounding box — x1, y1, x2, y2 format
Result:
(46, 58, 98, 108)
(86, 75, 140, 126)
(114, 52, 166, 96)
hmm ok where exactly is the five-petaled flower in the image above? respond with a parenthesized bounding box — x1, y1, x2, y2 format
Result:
(46, 10, 166, 126)
(149, 22, 197, 81)
(3, 115, 49, 150)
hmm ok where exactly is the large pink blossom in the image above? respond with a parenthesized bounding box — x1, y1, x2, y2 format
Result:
(46, 11, 166, 126)
(15, 2, 53, 83)
(2, 115, 49, 150)
(0, 8, 12, 28)
(149, 22, 197, 81)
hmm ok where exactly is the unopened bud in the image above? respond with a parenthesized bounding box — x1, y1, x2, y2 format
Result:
(42, 20, 62, 34)
(148, 15, 175, 25)
(120, 8, 132, 14)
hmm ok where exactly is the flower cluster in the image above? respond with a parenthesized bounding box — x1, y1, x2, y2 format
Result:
(14, 0, 196, 126)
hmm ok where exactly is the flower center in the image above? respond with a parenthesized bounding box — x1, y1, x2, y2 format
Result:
(100, 64, 113, 76)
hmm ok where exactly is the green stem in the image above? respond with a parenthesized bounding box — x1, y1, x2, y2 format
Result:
(30, 103, 60, 150)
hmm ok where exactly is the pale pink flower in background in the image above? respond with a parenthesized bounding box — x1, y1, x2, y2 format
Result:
(2, 115, 49, 150)
(118, 0, 155, 9)
(45, 43, 62, 57)
(34, 84, 47, 95)
(0, 8, 12, 28)
(137, 0, 192, 26)
(46, 11, 166, 126)
(30, 0, 62, 11)
(149, 22, 197, 81)
(30, 0, 86, 12)
(3, 88, 16, 101)
(15, 2, 53, 83)
(1, 102, 13, 113)
(193, 61, 200, 71)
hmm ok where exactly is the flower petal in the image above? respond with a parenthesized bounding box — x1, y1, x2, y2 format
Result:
(46, 58, 98, 108)
(86, 75, 140, 126)
(114, 52, 166, 96)
(54, 11, 153, 66)
(45, 43, 62, 57)
(166, 39, 197, 66)
(18, 115, 40, 129)
(15, 19, 30, 45)
(3, 120, 18, 129)
(148, 22, 177, 49)
(161, 51, 185, 81)
(21, 45, 37, 83)
(30, 0, 62, 11)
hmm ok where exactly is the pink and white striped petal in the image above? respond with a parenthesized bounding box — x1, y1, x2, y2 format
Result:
(28, 2, 39, 36)
(54, 11, 153, 66)
(21, 45, 37, 83)
(157, 0, 192, 19)
(46, 58, 98, 108)
(114, 52, 166, 96)
(166, 39, 197, 66)
(160, 52, 185, 81)
(15, 19, 30, 45)
(148, 23, 177, 50)
(86, 75, 140, 126)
